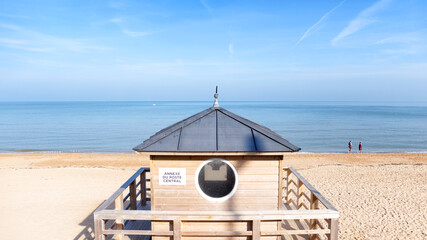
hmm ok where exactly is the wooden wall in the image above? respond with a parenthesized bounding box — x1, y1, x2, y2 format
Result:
(150, 155, 281, 211)
(150, 154, 282, 240)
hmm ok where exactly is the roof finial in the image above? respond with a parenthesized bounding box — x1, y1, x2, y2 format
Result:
(213, 86, 219, 107)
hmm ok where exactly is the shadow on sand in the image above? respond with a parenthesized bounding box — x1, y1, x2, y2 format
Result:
(73, 202, 104, 240)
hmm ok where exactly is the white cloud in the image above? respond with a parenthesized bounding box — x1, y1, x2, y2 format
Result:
(0, 38, 51, 52)
(108, 0, 128, 9)
(0, 22, 110, 53)
(228, 43, 234, 56)
(0, 22, 22, 31)
(293, 0, 346, 48)
(109, 17, 123, 24)
(376, 31, 423, 45)
(0, 38, 27, 45)
(122, 29, 150, 37)
(108, 17, 152, 37)
(376, 30, 427, 55)
(1, 45, 51, 52)
(0, 13, 29, 19)
(332, 0, 391, 45)
(119, 60, 243, 69)
(200, 0, 213, 13)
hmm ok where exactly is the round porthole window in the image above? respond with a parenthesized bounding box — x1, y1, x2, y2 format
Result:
(195, 158, 238, 202)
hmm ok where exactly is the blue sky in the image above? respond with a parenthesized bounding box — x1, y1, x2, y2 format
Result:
(0, 0, 426, 101)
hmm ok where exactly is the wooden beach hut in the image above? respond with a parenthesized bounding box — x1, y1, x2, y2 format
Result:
(94, 93, 339, 240)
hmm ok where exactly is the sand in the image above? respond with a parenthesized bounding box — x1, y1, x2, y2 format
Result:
(0, 153, 426, 239)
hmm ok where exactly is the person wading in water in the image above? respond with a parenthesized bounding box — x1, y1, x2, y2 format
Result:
(348, 140, 353, 153)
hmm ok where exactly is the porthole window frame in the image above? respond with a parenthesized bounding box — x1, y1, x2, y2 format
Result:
(195, 158, 239, 203)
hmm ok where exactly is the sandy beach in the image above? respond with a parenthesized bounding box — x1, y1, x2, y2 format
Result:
(0, 153, 426, 239)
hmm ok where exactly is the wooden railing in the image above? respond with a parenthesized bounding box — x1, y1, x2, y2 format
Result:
(94, 167, 151, 240)
(94, 167, 339, 240)
(283, 166, 339, 240)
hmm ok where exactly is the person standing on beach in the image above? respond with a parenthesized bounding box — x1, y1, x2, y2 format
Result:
(348, 140, 352, 153)
(359, 142, 362, 153)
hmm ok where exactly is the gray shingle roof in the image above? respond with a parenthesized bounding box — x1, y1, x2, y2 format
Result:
(133, 107, 300, 152)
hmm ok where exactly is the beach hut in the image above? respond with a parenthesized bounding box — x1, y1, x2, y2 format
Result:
(94, 92, 339, 240)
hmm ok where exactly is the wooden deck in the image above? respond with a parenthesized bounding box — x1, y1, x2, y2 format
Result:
(94, 167, 339, 240)
(124, 204, 152, 240)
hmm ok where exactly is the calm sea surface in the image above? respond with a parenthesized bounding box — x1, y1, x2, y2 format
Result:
(0, 101, 426, 153)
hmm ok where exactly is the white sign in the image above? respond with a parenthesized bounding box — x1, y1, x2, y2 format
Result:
(159, 168, 186, 185)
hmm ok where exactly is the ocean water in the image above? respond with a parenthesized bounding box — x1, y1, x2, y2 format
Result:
(0, 101, 426, 153)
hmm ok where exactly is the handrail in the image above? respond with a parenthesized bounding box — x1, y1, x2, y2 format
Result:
(95, 167, 149, 212)
(284, 166, 337, 211)
(94, 209, 337, 239)
(95, 209, 339, 221)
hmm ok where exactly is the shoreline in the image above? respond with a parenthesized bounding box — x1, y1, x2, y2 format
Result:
(0, 152, 426, 169)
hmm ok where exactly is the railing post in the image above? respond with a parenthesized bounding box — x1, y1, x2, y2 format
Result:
(310, 193, 318, 210)
(141, 170, 147, 206)
(130, 180, 137, 210)
(252, 219, 261, 240)
(327, 219, 339, 240)
(114, 193, 124, 240)
(94, 218, 106, 240)
(309, 194, 318, 240)
(285, 169, 290, 203)
(173, 218, 182, 240)
(296, 179, 303, 209)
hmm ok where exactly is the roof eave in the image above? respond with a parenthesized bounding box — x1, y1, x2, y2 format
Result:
(134, 150, 299, 156)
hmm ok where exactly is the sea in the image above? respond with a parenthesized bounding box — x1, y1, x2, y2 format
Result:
(0, 101, 426, 153)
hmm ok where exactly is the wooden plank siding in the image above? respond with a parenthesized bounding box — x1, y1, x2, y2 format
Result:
(150, 155, 282, 240)
(150, 157, 280, 212)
